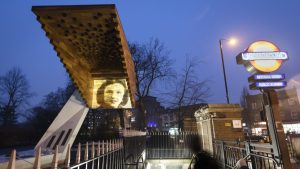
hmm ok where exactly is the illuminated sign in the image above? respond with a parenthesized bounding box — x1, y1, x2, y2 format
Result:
(236, 41, 288, 73)
(248, 74, 285, 82)
(254, 74, 285, 80)
(250, 81, 286, 89)
(232, 120, 242, 128)
(92, 79, 132, 109)
(225, 123, 232, 127)
(241, 52, 288, 60)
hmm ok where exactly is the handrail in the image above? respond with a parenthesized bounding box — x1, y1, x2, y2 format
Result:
(124, 153, 145, 169)
(248, 153, 280, 166)
(250, 143, 273, 149)
(69, 148, 122, 168)
(213, 140, 282, 169)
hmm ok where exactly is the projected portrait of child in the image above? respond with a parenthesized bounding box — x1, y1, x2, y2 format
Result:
(96, 80, 129, 108)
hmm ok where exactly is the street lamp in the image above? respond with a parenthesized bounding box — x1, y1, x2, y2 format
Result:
(219, 38, 237, 104)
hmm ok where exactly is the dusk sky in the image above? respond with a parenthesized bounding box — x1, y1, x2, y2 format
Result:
(1, 0, 300, 107)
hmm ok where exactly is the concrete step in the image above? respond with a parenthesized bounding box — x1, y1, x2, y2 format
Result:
(146, 159, 192, 169)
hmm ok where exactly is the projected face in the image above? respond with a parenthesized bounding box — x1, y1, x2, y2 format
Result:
(103, 83, 125, 108)
(95, 79, 130, 109)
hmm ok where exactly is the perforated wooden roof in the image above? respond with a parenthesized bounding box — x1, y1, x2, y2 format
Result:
(32, 4, 136, 108)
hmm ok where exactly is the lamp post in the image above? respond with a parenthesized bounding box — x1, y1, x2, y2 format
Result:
(219, 38, 236, 104)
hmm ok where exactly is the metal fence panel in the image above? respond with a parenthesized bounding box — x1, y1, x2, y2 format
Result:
(213, 140, 282, 169)
(146, 131, 198, 159)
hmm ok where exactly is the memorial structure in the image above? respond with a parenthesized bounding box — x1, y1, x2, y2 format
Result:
(32, 5, 136, 155)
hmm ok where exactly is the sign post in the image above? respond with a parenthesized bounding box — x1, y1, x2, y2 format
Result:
(236, 40, 291, 168)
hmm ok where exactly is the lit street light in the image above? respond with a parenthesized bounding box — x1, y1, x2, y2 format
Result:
(219, 38, 237, 104)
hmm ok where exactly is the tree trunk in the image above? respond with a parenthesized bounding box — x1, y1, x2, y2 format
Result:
(137, 97, 146, 130)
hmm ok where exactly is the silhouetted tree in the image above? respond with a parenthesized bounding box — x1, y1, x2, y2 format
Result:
(0, 67, 32, 126)
(129, 38, 173, 130)
(168, 57, 210, 129)
(26, 80, 75, 138)
(240, 87, 249, 108)
(240, 87, 251, 134)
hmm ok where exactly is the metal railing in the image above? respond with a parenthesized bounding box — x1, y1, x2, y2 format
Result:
(3, 130, 149, 169)
(146, 131, 198, 159)
(3, 139, 125, 169)
(70, 140, 124, 169)
(213, 140, 282, 169)
(124, 135, 146, 169)
(71, 134, 147, 169)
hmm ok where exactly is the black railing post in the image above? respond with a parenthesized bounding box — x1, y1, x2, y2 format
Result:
(245, 142, 255, 169)
(220, 141, 226, 169)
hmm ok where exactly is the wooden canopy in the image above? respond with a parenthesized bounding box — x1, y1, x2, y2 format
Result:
(32, 5, 136, 108)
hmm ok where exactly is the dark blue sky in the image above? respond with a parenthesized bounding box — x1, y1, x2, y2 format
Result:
(1, 0, 300, 107)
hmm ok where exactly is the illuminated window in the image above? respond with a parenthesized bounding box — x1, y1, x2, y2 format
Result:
(278, 101, 282, 107)
(288, 98, 295, 105)
(252, 102, 257, 109)
(291, 112, 298, 119)
(164, 116, 168, 121)
(169, 114, 174, 121)
(280, 112, 286, 120)
(254, 114, 260, 121)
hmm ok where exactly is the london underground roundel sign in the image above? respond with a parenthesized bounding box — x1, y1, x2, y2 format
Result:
(236, 41, 288, 74)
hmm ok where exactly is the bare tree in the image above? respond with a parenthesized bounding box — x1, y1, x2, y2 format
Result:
(240, 86, 249, 108)
(0, 67, 32, 126)
(240, 86, 251, 134)
(129, 38, 173, 129)
(169, 57, 210, 130)
(26, 80, 74, 137)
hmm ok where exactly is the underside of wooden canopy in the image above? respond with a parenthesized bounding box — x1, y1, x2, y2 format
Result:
(32, 4, 136, 108)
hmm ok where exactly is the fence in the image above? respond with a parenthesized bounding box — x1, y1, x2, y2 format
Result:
(213, 140, 282, 169)
(146, 131, 198, 159)
(2, 129, 148, 169)
(124, 135, 146, 169)
(69, 140, 124, 169)
(3, 139, 124, 169)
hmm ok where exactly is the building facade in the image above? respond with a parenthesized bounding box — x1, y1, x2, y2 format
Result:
(244, 87, 300, 135)
(160, 104, 206, 131)
(132, 96, 165, 130)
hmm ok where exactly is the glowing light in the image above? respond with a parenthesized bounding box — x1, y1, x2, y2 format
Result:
(256, 81, 286, 88)
(228, 38, 237, 46)
(253, 74, 285, 80)
(244, 41, 287, 73)
(247, 41, 280, 52)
